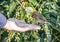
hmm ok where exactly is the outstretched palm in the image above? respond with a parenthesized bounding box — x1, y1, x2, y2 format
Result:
(4, 18, 40, 32)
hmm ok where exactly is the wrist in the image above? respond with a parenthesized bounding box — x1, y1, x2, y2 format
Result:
(3, 20, 8, 28)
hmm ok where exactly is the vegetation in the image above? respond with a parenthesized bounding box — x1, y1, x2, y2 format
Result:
(0, 0, 60, 42)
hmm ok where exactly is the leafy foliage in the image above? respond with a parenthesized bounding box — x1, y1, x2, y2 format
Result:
(0, 0, 60, 42)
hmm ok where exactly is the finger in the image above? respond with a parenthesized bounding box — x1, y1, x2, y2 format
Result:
(28, 24, 41, 30)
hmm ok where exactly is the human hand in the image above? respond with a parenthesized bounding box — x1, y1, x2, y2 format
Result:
(4, 18, 40, 32)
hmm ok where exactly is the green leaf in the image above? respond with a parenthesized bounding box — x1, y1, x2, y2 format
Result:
(8, 1, 17, 17)
(29, 0, 37, 6)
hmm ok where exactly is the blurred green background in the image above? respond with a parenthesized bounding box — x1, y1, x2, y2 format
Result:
(0, 0, 60, 42)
